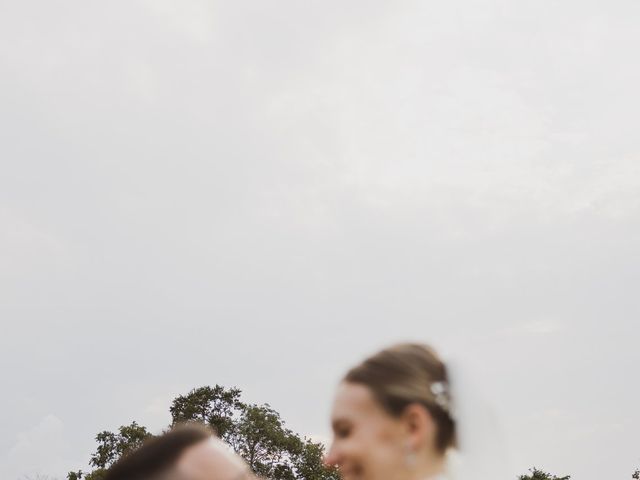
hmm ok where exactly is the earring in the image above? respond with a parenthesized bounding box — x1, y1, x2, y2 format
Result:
(405, 442, 417, 468)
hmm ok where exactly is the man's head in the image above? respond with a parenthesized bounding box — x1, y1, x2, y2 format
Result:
(104, 423, 253, 480)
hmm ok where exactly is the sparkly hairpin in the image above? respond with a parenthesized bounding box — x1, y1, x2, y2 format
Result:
(430, 381, 451, 413)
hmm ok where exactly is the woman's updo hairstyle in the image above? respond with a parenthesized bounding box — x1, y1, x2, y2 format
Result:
(343, 343, 456, 453)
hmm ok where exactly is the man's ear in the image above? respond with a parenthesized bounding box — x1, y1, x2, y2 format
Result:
(401, 403, 434, 449)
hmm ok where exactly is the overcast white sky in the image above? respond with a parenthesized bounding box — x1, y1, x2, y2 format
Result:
(1, 1, 639, 480)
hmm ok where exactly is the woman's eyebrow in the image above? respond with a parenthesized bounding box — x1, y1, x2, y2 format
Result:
(331, 418, 349, 429)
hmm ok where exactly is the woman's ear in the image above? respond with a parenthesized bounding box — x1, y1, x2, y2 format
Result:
(401, 403, 434, 448)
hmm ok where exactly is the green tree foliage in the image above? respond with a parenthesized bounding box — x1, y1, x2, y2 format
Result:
(170, 385, 243, 438)
(89, 422, 152, 470)
(519, 467, 570, 480)
(236, 404, 302, 479)
(80, 470, 107, 480)
(171, 388, 335, 480)
(70, 386, 336, 480)
(66, 422, 151, 480)
(292, 440, 341, 480)
(66, 469, 106, 480)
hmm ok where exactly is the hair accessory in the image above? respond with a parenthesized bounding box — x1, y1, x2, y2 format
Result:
(430, 381, 451, 413)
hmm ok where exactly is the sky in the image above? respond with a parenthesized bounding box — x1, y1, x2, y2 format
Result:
(1, 1, 639, 479)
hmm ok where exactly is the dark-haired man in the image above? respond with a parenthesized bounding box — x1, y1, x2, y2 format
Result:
(104, 423, 253, 480)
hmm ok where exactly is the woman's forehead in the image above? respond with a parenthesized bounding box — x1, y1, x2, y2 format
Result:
(332, 382, 382, 419)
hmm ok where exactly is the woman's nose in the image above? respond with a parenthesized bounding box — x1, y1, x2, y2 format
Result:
(323, 443, 339, 467)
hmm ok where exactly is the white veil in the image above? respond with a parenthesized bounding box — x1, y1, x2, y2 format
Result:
(444, 360, 512, 480)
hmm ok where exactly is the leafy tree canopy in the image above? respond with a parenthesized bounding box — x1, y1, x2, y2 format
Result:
(519, 467, 570, 480)
(69, 385, 337, 480)
(170, 385, 243, 438)
(90, 421, 152, 470)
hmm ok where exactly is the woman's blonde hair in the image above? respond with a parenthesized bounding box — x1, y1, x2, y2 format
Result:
(344, 343, 456, 453)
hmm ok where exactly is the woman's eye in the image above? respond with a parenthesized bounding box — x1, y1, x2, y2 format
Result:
(336, 427, 350, 438)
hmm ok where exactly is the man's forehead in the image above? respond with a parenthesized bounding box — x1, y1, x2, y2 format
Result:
(176, 436, 252, 480)
(203, 436, 235, 453)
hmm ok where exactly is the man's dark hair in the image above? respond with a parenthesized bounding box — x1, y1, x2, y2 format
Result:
(104, 423, 213, 480)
